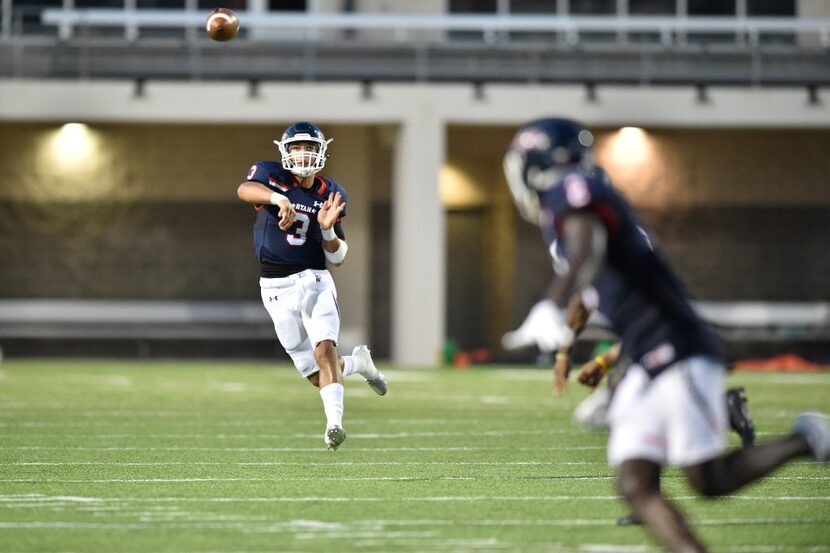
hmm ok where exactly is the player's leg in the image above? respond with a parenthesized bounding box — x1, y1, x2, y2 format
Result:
(302, 271, 348, 450)
(608, 362, 710, 551)
(684, 435, 810, 496)
(314, 338, 347, 450)
(620, 384, 757, 526)
(669, 357, 824, 497)
(616, 376, 757, 527)
(685, 412, 828, 497)
(260, 277, 319, 380)
(262, 276, 345, 448)
(571, 360, 643, 526)
(342, 345, 387, 395)
(617, 460, 706, 552)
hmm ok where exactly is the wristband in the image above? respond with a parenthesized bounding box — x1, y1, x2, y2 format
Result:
(321, 226, 336, 241)
(324, 239, 348, 264)
(270, 192, 285, 206)
(555, 352, 569, 361)
(594, 355, 610, 373)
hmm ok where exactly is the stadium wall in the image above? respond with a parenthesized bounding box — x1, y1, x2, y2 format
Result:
(1, 80, 829, 363)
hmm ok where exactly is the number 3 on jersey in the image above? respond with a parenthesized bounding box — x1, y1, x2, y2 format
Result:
(287, 213, 310, 246)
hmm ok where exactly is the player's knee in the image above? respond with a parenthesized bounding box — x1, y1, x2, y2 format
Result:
(616, 463, 659, 503)
(686, 474, 720, 497)
(284, 348, 316, 379)
(684, 462, 725, 498)
(313, 340, 337, 364)
(616, 472, 643, 503)
(306, 372, 320, 387)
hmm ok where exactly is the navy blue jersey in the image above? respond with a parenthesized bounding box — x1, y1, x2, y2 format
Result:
(246, 161, 347, 272)
(539, 170, 723, 377)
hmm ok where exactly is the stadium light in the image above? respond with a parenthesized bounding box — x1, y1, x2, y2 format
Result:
(50, 123, 98, 171)
(594, 126, 655, 188)
(612, 127, 650, 165)
(439, 163, 487, 208)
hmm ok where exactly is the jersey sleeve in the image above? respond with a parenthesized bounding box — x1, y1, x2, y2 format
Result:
(246, 162, 272, 186)
(553, 173, 622, 235)
(328, 179, 348, 220)
(246, 162, 294, 194)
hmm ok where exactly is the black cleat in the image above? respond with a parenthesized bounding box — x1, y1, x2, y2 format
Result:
(726, 387, 756, 448)
(616, 512, 642, 526)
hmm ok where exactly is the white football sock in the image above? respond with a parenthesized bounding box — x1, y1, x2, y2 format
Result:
(341, 356, 358, 377)
(319, 383, 344, 427)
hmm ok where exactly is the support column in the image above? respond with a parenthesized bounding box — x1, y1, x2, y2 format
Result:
(391, 113, 445, 367)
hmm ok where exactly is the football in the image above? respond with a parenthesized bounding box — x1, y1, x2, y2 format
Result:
(205, 8, 239, 42)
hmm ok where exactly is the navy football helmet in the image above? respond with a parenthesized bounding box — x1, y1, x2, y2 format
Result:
(503, 117, 594, 223)
(274, 121, 333, 177)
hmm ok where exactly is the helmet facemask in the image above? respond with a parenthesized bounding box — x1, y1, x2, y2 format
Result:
(274, 135, 333, 177)
(503, 149, 542, 224)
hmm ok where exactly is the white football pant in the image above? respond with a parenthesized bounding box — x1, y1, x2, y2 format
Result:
(260, 269, 340, 378)
(607, 356, 728, 468)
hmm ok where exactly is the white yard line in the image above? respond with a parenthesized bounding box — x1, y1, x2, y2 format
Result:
(1, 475, 828, 483)
(0, 445, 606, 452)
(2, 494, 829, 504)
(0, 418, 478, 427)
(0, 429, 586, 439)
(8, 460, 592, 466)
(0, 518, 826, 531)
(0, 476, 618, 483)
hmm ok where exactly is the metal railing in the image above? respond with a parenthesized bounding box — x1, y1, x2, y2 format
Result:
(2, 7, 828, 84)
(33, 10, 830, 48)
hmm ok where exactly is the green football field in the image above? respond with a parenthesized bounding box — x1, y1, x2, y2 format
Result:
(0, 360, 828, 553)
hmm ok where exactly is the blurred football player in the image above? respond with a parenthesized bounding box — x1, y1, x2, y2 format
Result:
(502, 117, 829, 552)
(553, 294, 756, 526)
(237, 121, 387, 451)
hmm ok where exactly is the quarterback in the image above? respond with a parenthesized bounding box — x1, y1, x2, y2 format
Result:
(237, 122, 387, 451)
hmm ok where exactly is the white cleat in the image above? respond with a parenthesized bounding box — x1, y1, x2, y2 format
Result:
(573, 387, 611, 431)
(793, 412, 830, 462)
(324, 425, 347, 451)
(352, 344, 387, 396)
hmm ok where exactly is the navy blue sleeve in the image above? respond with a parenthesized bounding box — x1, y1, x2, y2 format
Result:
(246, 162, 272, 186)
(327, 179, 348, 220)
(541, 173, 623, 238)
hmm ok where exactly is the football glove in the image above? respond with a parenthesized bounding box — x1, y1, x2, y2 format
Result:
(501, 299, 575, 353)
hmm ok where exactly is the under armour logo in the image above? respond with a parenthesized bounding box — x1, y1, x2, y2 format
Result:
(313, 201, 324, 208)
(268, 296, 278, 302)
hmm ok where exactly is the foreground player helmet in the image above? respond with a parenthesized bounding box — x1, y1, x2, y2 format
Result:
(274, 121, 334, 177)
(503, 117, 594, 223)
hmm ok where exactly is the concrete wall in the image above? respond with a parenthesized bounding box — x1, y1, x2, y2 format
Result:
(0, 122, 384, 348)
(3, 80, 830, 364)
(443, 125, 830, 352)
